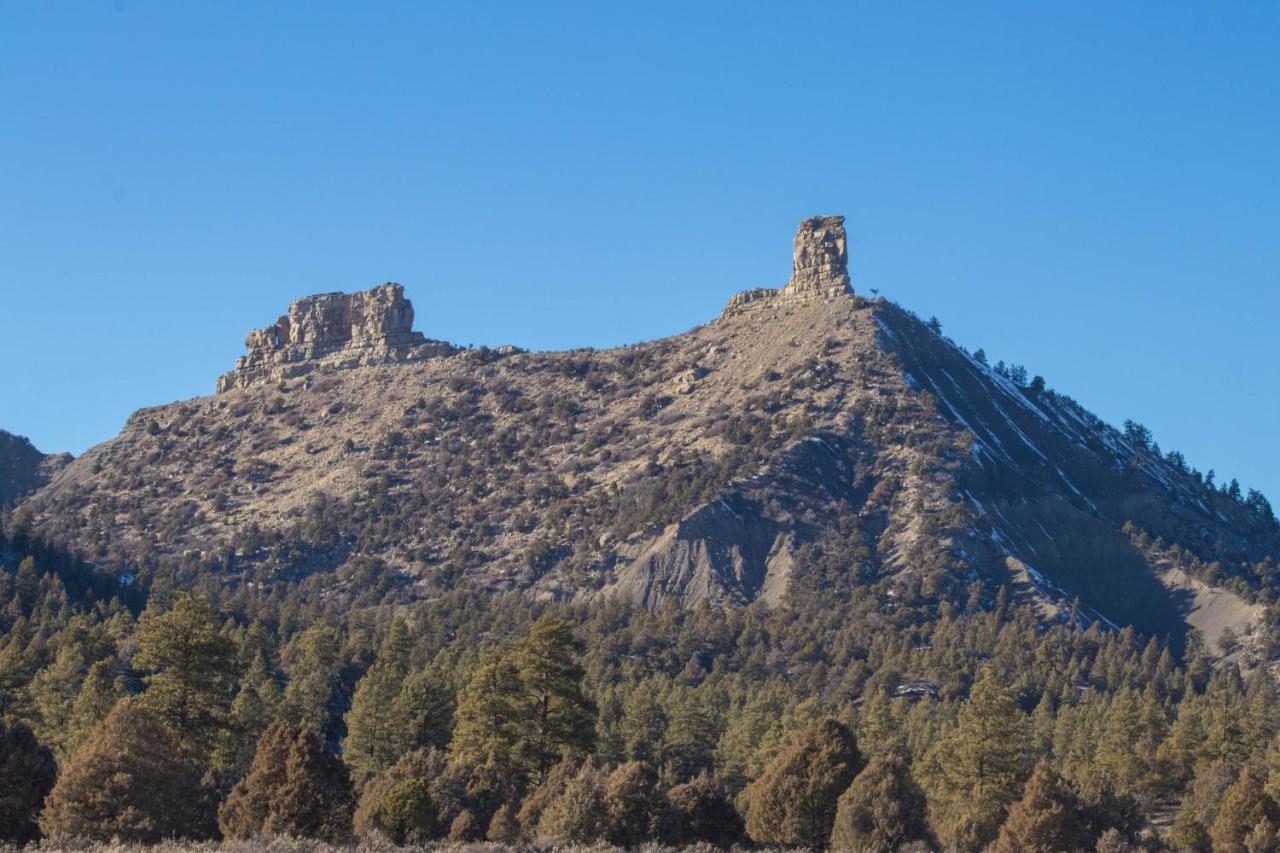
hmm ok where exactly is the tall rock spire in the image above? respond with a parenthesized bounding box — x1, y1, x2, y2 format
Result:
(781, 215, 851, 297)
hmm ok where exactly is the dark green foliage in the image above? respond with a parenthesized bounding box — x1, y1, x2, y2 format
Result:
(133, 593, 238, 764)
(0, 718, 57, 843)
(378, 779, 438, 844)
(353, 747, 446, 840)
(668, 771, 745, 847)
(514, 616, 597, 781)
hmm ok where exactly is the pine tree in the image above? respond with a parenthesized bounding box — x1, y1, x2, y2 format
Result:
(921, 671, 1035, 851)
(450, 650, 523, 769)
(0, 718, 57, 843)
(40, 701, 215, 842)
(279, 624, 341, 735)
(133, 593, 237, 762)
(389, 657, 455, 755)
(219, 652, 280, 773)
(662, 692, 718, 782)
(65, 658, 123, 754)
(830, 749, 930, 851)
(514, 616, 597, 781)
(992, 759, 1092, 853)
(344, 620, 414, 784)
(744, 717, 863, 849)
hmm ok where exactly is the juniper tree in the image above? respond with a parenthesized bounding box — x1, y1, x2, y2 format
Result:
(41, 701, 215, 842)
(219, 719, 354, 841)
(743, 717, 863, 849)
(0, 718, 57, 843)
(992, 759, 1092, 853)
(830, 749, 930, 851)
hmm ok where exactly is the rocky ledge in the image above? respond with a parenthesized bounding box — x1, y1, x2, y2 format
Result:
(216, 283, 457, 392)
(723, 215, 854, 313)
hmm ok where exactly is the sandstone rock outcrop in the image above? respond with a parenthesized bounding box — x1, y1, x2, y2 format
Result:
(217, 283, 456, 392)
(723, 215, 854, 314)
(781, 215, 851, 297)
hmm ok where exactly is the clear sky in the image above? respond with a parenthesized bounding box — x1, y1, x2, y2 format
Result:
(2, 3, 1277, 501)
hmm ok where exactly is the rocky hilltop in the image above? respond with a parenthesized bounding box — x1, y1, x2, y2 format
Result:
(722, 214, 854, 313)
(0, 431, 70, 507)
(216, 282, 457, 392)
(19, 216, 1280, 657)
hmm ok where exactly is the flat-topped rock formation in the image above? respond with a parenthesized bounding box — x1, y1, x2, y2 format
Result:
(216, 283, 457, 392)
(724, 215, 854, 313)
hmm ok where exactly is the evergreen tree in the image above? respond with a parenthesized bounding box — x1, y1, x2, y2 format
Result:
(486, 802, 521, 843)
(133, 593, 237, 762)
(516, 756, 580, 840)
(514, 616, 597, 781)
(40, 701, 216, 842)
(378, 779, 438, 844)
(450, 650, 523, 769)
(744, 717, 863, 849)
(279, 624, 342, 735)
(219, 652, 280, 773)
(219, 719, 354, 841)
(0, 718, 57, 844)
(992, 759, 1092, 853)
(353, 747, 447, 840)
(535, 759, 608, 843)
(921, 670, 1035, 851)
(667, 771, 745, 847)
(602, 761, 676, 846)
(65, 658, 124, 754)
(1212, 764, 1280, 853)
(389, 657, 455, 755)
(662, 694, 718, 782)
(344, 620, 413, 784)
(830, 749, 930, 851)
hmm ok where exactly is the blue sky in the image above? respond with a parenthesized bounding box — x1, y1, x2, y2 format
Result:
(2, 2, 1278, 501)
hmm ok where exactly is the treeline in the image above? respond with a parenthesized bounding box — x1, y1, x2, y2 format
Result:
(5, 513, 1280, 850)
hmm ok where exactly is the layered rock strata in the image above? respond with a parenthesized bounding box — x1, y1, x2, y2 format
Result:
(723, 215, 854, 313)
(216, 283, 456, 392)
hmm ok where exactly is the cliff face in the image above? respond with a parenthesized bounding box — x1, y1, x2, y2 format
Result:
(18, 216, 1280, 655)
(216, 283, 457, 392)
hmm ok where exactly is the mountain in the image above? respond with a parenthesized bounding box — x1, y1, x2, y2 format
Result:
(18, 216, 1279, 655)
(0, 430, 71, 507)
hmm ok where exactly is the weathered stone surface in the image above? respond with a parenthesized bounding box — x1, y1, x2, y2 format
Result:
(782, 215, 851, 297)
(217, 283, 456, 392)
(723, 215, 853, 315)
